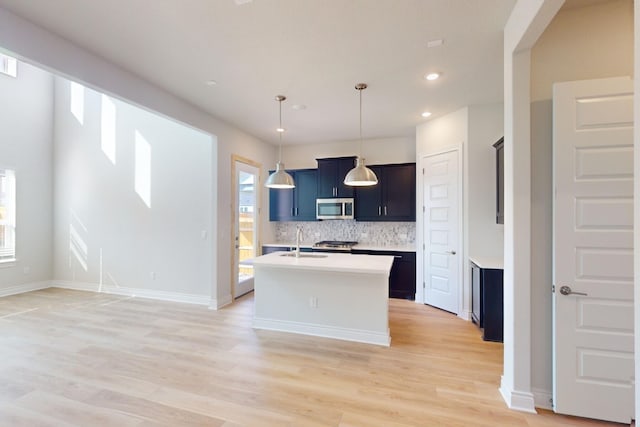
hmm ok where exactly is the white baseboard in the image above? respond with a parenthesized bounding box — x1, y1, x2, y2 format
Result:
(532, 387, 553, 410)
(51, 281, 211, 305)
(253, 317, 391, 347)
(500, 376, 537, 414)
(458, 310, 471, 321)
(209, 293, 232, 310)
(0, 280, 52, 297)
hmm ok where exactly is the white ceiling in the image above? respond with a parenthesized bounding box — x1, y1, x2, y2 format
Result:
(0, 0, 518, 146)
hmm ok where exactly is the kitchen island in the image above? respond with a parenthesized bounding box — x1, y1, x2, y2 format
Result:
(252, 251, 394, 346)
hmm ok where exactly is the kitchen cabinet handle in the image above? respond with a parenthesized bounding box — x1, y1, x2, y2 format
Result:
(384, 206, 388, 216)
(394, 256, 402, 259)
(378, 206, 381, 216)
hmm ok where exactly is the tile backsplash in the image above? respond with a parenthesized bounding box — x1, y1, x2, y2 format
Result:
(275, 221, 415, 246)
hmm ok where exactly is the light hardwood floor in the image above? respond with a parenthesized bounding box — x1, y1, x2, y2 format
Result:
(0, 288, 625, 426)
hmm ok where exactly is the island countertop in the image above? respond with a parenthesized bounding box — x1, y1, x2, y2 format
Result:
(253, 251, 394, 275)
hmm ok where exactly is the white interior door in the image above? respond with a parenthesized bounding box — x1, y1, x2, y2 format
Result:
(553, 77, 634, 423)
(423, 150, 460, 314)
(234, 159, 260, 298)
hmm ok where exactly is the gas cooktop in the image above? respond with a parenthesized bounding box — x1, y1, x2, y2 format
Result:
(313, 240, 358, 249)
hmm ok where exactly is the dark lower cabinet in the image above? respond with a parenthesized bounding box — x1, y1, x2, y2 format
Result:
(261, 246, 312, 254)
(471, 260, 503, 342)
(353, 249, 416, 300)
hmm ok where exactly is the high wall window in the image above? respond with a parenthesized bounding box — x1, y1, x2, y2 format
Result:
(0, 170, 16, 262)
(0, 53, 17, 78)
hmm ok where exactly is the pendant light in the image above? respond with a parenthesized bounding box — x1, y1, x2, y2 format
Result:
(265, 95, 295, 189)
(344, 83, 378, 186)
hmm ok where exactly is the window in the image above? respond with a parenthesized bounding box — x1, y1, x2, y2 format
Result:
(0, 53, 17, 78)
(0, 170, 16, 262)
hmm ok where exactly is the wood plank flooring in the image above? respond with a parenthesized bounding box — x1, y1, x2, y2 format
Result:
(0, 288, 625, 426)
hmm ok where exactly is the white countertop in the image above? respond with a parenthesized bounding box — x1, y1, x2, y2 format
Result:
(253, 251, 394, 275)
(263, 242, 416, 252)
(469, 256, 504, 270)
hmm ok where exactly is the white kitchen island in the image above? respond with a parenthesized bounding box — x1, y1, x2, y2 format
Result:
(252, 251, 394, 346)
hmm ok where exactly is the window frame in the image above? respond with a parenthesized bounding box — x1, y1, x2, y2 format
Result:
(0, 169, 17, 264)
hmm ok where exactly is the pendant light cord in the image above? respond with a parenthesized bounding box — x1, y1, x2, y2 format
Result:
(359, 87, 363, 158)
(279, 98, 283, 162)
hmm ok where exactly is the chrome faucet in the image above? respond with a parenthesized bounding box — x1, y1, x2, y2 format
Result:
(295, 225, 303, 258)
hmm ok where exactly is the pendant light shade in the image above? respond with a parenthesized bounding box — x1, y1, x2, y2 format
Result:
(266, 95, 295, 189)
(344, 83, 378, 187)
(265, 161, 295, 188)
(344, 157, 378, 186)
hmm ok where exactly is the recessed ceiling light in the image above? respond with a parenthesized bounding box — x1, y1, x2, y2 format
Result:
(424, 73, 440, 81)
(205, 80, 217, 86)
(276, 127, 285, 133)
(421, 111, 432, 118)
(292, 104, 306, 110)
(427, 39, 444, 48)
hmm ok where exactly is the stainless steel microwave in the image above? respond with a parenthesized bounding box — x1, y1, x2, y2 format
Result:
(316, 198, 354, 220)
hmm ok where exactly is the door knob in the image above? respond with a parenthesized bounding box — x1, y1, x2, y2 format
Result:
(446, 250, 456, 255)
(559, 285, 587, 296)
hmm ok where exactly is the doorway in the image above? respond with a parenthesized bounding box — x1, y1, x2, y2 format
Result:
(231, 156, 261, 299)
(422, 148, 462, 314)
(552, 77, 634, 423)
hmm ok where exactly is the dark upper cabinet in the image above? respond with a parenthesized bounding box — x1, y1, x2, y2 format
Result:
(355, 163, 416, 221)
(493, 137, 504, 225)
(316, 157, 356, 198)
(268, 168, 318, 221)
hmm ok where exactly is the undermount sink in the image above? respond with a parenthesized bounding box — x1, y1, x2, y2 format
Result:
(279, 253, 328, 258)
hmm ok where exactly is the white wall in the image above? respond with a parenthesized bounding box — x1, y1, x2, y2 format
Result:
(282, 136, 415, 169)
(0, 6, 277, 307)
(0, 61, 53, 292)
(52, 78, 213, 302)
(528, 0, 634, 404)
(531, 0, 634, 102)
(468, 103, 504, 260)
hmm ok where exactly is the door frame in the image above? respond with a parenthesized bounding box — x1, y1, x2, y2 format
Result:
(230, 154, 261, 300)
(417, 145, 465, 318)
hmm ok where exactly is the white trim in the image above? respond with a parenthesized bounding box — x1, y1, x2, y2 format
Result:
(51, 281, 211, 305)
(253, 317, 391, 347)
(532, 387, 553, 411)
(500, 376, 537, 414)
(457, 310, 471, 321)
(209, 293, 233, 310)
(0, 280, 51, 297)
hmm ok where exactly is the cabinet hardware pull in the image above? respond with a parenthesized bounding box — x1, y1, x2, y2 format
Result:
(384, 206, 388, 216)
(378, 206, 381, 216)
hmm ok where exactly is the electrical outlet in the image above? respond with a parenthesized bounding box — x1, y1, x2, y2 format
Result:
(150, 271, 156, 280)
(309, 296, 318, 308)
(23, 266, 30, 275)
